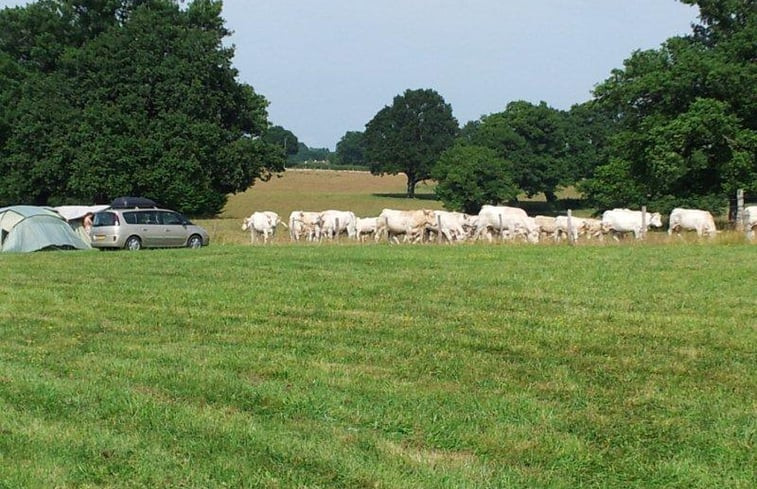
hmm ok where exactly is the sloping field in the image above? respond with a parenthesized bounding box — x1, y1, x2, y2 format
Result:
(210, 169, 441, 245)
(222, 169, 442, 219)
(1, 244, 755, 488)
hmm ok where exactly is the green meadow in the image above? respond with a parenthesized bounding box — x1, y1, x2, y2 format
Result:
(1, 242, 755, 488)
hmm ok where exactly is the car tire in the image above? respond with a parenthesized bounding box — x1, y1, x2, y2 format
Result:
(187, 234, 203, 249)
(125, 236, 142, 251)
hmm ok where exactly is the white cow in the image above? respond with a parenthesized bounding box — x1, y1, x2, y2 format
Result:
(288, 211, 322, 242)
(554, 215, 590, 242)
(429, 211, 471, 243)
(534, 215, 558, 241)
(377, 209, 436, 243)
(319, 210, 357, 240)
(355, 217, 380, 242)
(474, 205, 539, 244)
(744, 206, 757, 240)
(241, 211, 286, 244)
(582, 218, 606, 240)
(601, 208, 663, 239)
(668, 208, 717, 237)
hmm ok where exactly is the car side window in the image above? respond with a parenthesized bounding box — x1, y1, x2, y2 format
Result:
(133, 212, 150, 225)
(161, 211, 183, 225)
(123, 212, 138, 225)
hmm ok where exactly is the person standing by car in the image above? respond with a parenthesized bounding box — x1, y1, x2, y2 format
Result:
(83, 212, 94, 237)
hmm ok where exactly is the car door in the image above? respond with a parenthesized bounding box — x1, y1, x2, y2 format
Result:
(129, 210, 163, 248)
(160, 211, 189, 247)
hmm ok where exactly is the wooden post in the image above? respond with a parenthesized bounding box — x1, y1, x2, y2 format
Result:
(567, 209, 575, 245)
(641, 206, 647, 240)
(437, 214, 443, 244)
(736, 189, 745, 232)
(498, 214, 505, 242)
(334, 217, 339, 241)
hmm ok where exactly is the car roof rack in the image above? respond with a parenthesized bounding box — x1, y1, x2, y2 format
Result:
(109, 197, 158, 209)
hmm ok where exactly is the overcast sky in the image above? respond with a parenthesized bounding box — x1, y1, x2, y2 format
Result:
(1, 0, 700, 149)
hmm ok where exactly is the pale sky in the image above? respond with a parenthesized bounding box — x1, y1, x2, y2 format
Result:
(1, 0, 699, 149)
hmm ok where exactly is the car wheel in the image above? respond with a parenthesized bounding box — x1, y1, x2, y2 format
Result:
(125, 236, 142, 251)
(187, 234, 203, 249)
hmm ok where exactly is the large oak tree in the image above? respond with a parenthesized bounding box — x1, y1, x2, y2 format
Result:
(0, 0, 284, 215)
(363, 88, 458, 198)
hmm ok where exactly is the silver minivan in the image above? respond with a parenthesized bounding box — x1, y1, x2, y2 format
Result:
(91, 208, 210, 250)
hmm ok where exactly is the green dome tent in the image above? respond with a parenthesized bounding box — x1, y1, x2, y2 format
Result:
(0, 206, 91, 252)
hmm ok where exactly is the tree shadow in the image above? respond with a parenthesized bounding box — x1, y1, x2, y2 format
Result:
(372, 193, 439, 201)
(517, 198, 593, 216)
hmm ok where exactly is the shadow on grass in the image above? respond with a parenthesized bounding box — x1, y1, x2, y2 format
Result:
(372, 193, 440, 201)
(518, 198, 594, 216)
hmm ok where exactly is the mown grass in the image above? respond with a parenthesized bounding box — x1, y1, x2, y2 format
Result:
(1, 243, 754, 488)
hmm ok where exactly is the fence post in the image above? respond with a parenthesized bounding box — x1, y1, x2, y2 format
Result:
(335, 217, 339, 241)
(498, 214, 504, 242)
(437, 214, 443, 244)
(567, 209, 575, 245)
(736, 189, 745, 232)
(641, 206, 647, 240)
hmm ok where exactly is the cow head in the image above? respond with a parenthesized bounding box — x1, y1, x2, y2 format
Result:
(241, 217, 252, 231)
(649, 212, 663, 228)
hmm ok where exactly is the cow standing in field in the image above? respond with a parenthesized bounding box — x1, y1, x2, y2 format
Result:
(534, 216, 558, 241)
(744, 206, 757, 240)
(668, 208, 717, 238)
(319, 210, 358, 240)
(582, 218, 605, 240)
(377, 209, 436, 243)
(355, 217, 379, 242)
(474, 205, 539, 244)
(601, 208, 663, 240)
(288, 211, 322, 242)
(242, 211, 286, 244)
(429, 211, 471, 243)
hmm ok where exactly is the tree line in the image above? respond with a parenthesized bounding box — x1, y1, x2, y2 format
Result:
(334, 0, 755, 217)
(1, 0, 754, 217)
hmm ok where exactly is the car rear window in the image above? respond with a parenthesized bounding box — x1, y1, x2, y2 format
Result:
(93, 212, 119, 227)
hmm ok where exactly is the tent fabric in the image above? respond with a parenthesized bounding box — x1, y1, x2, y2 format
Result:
(53, 205, 110, 243)
(0, 206, 91, 252)
(53, 205, 110, 221)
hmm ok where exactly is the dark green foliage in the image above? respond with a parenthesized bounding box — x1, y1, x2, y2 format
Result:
(0, 0, 283, 215)
(334, 130, 366, 166)
(584, 0, 756, 216)
(432, 144, 518, 214)
(460, 101, 594, 202)
(262, 125, 299, 157)
(363, 88, 459, 198)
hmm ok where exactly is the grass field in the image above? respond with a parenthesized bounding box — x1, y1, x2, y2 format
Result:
(1, 243, 755, 488)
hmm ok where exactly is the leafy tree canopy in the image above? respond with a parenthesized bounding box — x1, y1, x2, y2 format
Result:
(363, 88, 458, 198)
(335, 131, 366, 166)
(262, 125, 299, 157)
(432, 144, 518, 214)
(0, 0, 284, 215)
(584, 0, 756, 216)
(460, 101, 592, 202)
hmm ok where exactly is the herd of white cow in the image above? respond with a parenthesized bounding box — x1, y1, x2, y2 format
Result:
(241, 206, 757, 244)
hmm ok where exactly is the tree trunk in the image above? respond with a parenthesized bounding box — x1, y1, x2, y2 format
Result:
(406, 175, 416, 198)
(728, 194, 738, 222)
(544, 190, 558, 203)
